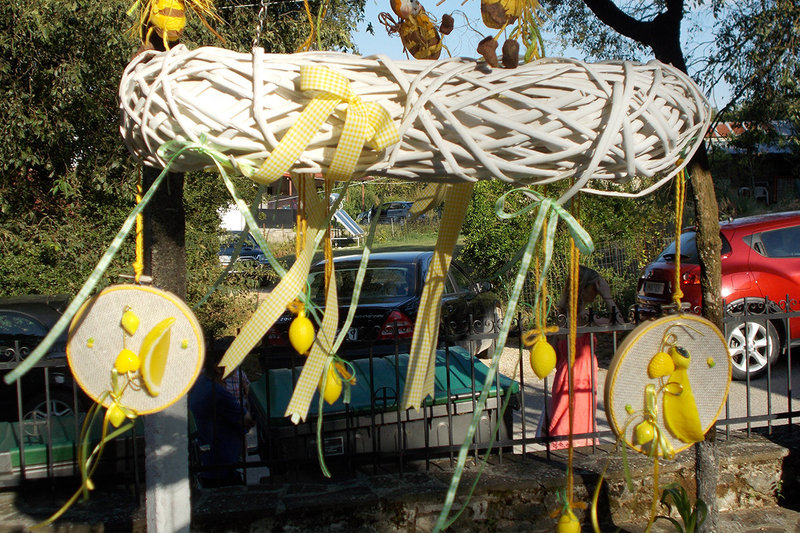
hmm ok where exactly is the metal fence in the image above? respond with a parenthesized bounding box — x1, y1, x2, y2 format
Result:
(1, 298, 797, 489)
(0, 341, 143, 489)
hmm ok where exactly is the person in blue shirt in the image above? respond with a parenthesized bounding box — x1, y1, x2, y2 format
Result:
(189, 338, 254, 487)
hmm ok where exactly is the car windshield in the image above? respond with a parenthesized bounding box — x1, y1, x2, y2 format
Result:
(657, 231, 699, 263)
(307, 265, 415, 304)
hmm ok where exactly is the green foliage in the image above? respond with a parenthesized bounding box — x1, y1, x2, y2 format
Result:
(0, 0, 367, 343)
(656, 483, 709, 533)
(459, 182, 673, 314)
(460, 181, 532, 281)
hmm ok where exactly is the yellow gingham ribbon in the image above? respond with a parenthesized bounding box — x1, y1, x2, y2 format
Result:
(250, 64, 399, 185)
(402, 182, 475, 410)
(219, 175, 324, 377)
(285, 257, 339, 423)
(221, 65, 398, 380)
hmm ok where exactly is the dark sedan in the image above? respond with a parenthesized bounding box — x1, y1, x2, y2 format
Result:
(218, 231, 268, 267)
(0, 295, 85, 421)
(260, 251, 502, 369)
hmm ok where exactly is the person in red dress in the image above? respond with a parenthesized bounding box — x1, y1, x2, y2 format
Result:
(545, 266, 624, 449)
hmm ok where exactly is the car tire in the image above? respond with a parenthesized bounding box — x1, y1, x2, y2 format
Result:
(22, 388, 78, 420)
(728, 320, 780, 380)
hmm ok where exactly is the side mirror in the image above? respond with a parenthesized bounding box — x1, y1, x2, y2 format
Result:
(479, 281, 493, 292)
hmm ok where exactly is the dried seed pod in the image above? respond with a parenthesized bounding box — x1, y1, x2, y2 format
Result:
(477, 36, 499, 68)
(439, 13, 454, 35)
(501, 39, 520, 68)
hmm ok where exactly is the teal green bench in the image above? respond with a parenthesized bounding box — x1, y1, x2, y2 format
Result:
(249, 347, 519, 461)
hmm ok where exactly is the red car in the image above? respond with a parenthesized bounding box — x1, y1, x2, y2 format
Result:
(637, 211, 800, 379)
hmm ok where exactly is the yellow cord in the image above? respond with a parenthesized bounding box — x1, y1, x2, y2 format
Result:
(672, 168, 686, 306)
(566, 236, 579, 504)
(296, 0, 315, 52)
(324, 178, 333, 291)
(133, 177, 145, 283)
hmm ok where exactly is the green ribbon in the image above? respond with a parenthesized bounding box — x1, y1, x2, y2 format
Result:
(433, 188, 593, 532)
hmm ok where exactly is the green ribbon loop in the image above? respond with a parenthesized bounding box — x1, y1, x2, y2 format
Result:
(434, 188, 595, 531)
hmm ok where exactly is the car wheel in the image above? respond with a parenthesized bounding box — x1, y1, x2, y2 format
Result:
(476, 305, 503, 359)
(728, 320, 779, 380)
(22, 388, 77, 420)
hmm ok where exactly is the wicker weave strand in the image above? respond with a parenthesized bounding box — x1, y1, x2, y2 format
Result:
(119, 45, 711, 198)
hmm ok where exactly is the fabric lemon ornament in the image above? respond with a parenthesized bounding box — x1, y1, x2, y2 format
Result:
(529, 335, 557, 379)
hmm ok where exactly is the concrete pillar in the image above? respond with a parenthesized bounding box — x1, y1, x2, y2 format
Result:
(141, 167, 191, 532)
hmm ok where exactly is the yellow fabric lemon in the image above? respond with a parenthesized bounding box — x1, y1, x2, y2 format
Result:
(529, 335, 557, 379)
(634, 420, 655, 445)
(662, 346, 705, 443)
(647, 350, 674, 379)
(114, 348, 141, 374)
(139, 317, 175, 397)
(289, 312, 315, 355)
(319, 363, 343, 405)
(121, 309, 140, 336)
(107, 404, 127, 428)
(556, 507, 581, 533)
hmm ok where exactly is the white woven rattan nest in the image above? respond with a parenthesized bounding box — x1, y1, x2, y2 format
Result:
(119, 45, 711, 195)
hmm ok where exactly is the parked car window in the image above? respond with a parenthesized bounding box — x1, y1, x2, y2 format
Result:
(449, 265, 474, 293)
(0, 311, 47, 337)
(759, 226, 800, 258)
(657, 231, 732, 261)
(308, 266, 414, 303)
(656, 232, 699, 263)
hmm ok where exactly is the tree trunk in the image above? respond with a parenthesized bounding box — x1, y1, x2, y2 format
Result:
(688, 145, 722, 533)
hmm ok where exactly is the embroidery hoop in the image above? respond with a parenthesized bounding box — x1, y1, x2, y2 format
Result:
(605, 314, 731, 455)
(67, 284, 205, 415)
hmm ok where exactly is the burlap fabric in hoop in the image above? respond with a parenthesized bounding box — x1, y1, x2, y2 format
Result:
(120, 45, 710, 196)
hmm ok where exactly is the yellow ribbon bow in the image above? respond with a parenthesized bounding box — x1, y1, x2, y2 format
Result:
(251, 64, 399, 185)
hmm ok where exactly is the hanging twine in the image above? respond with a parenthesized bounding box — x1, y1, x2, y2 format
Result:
(132, 176, 145, 283)
(672, 167, 687, 306)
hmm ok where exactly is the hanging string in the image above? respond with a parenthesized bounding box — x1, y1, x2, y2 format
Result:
(296, 176, 307, 258)
(252, 0, 267, 49)
(295, 0, 315, 52)
(324, 177, 334, 293)
(672, 168, 687, 307)
(132, 176, 145, 283)
(566, 191, 581, 506)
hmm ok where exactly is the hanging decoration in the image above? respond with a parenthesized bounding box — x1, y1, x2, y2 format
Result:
(7, 2, 721, 528)
(68, 284, 205, 416)
(119, 46, 709, 193)
(32, 284, 204, 528)
(600, 167, 730, 530)
(127, 0, 225, 50)
(604, 314, 731, 526)
(378, 0, 449, 60)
